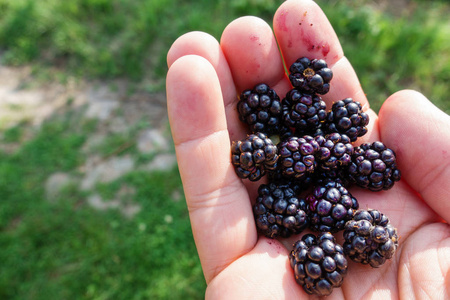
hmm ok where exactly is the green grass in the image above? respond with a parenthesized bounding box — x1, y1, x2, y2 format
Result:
(0, 0, 449, 298)
(0, 0, 449, 112)
(321, 0, 450, 112)
(0, 112, 205, 299)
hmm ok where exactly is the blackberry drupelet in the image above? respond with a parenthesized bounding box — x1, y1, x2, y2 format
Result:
(343, 209, 399, 268)
(277, 135, 320, 181)
(315, 133, 354, 176)
(289, 232, 348, 296)
(231, 132, 278, 181)
(306, 180, 359, 233)
(253, 182, 309, 238)
(266, 168, 314, 194)
(237, 83, 283, 135)
(282, 89, 327, 136)
(289, 57, 333, 95)
(348, 141, 401, 191)
(324, 98, 369, 142)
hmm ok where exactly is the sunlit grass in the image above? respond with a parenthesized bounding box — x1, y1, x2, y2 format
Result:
(0, 0, 448, 298)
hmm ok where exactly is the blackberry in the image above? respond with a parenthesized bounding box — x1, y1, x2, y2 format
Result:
(253, 182, 309, 238)
(277, 135, 320, 181)
(315, 133, 354, 175)
(289, 57, 333, 95)
(324, 98, 369, 142)
(237, 83, 283, 135)
(282, 89, 327, 136)
(289, 232, 348, 296)
(231, 132, 278, 181)
(312, 169, 351, 189)
(343, 209, 399, 268)
(306, 180, 359, 233)
(348, 141, 401, 191)
(266, 168, 313, 194)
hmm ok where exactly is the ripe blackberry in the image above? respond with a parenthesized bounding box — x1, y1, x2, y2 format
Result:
(267, 168, 313, 194)
(343, 209, 399, 268)
(315, 133, 354, 175)
(348, 141, 401, 191)
(306, 180, 359, 233)
(253, 182, 309, 238)
(324, 98, 369, 142)
(237, 83, 283, 135)
(289, 232, 348, 296)
(277, 135, 320, 181)
(282, 89, 327, 136)
(231, 132, 278, 181)
(289, 57, 333, 95)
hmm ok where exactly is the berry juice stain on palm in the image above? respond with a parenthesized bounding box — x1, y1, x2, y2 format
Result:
(267, 239, 284, 255)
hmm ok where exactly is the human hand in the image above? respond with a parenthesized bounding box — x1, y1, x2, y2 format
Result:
(166, 0, 450, 298)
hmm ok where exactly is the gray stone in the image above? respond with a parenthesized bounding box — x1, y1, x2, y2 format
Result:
(108, 116, 128, 133)
(45, 172, 73, 201)
(86, 185, 141, 219)
(121, 203, 141, 219)
(171, 189, 183, 202)
(0, 63, 85, 128)
(87, 194, 120, 210)
(137, 129, 170, 154)
(81, 134, 106, 153)
(80, 155, 135, 190)
(142, 153, 177, 172)
(85, 100, 119, 120)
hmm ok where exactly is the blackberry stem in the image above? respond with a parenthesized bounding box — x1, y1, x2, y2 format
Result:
(303, 68, 315, 77)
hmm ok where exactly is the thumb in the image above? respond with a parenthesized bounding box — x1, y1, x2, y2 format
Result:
(378, 90, 450, 223)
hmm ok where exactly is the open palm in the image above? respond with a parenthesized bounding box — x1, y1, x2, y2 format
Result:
(166, 0, 450, 298)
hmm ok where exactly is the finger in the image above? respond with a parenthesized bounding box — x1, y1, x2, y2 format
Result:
(378, 90, 450, 223)
(220, 16, 295, 200)
(166, 55, 257, 283)
(167, 31, 246, 141)
(273, 0, 369, 110)
(220, 16, 293, 101)
(167, 31, 236, 107)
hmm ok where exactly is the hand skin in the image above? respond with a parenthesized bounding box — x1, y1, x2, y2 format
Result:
(166, 0, 450, 299)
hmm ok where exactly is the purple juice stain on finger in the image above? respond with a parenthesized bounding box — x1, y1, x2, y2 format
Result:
(300, 28, 331, 58)
(250, 35, 259, 42)
(277, 10, 289, 32)
(322, 43, 330, 57)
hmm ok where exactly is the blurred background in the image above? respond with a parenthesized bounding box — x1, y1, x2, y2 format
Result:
(0, 0, 448, 299)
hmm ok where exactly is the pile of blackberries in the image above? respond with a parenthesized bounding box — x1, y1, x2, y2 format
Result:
(231, 57, 401, 296)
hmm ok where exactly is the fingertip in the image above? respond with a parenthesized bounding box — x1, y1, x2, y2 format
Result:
(220, 16, 287, 92)
(380, 89, 429, 117)
(167, 31, 221, 68)
(379, 89, 450, 223)
(273, 0, 368, 110)
(167, 54, 217, 94)
(274, 0, 343, 67)
(378, 89, 446, 144)
(166, 54, 226, 144)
